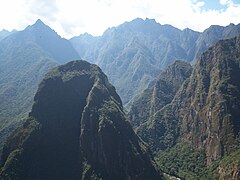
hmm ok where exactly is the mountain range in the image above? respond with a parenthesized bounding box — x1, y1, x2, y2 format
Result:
(70, 18, 240, 107)
(0, 18, 239, 179)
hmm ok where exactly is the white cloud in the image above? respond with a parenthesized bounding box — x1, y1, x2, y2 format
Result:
(27, 0, 58, 21)
(0, 0, 240, 38)
(219, 0, 233, 6)
(196, 1, 205, 7)
(0, 0, 27, 30)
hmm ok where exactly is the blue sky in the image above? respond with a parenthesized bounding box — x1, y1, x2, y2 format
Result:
(198, 0, 240, 10)
(0, 0, 240, 38)
(201, 0, 228, 10)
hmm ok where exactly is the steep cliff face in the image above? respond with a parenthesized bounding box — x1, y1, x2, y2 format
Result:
(0, 60, 162, 179)
(127, 36, 240, 179)
(128, 60, 192, 151)
(130, 36, 240, 162)
(149, 61, 192, 117)
(177, 36, 240, 164)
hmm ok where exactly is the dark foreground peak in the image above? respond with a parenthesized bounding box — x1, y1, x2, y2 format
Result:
(0, 60, 162, 180)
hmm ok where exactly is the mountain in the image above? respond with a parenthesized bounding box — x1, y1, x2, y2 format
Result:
(129, 36, 240, 179)
(0, 29, 16, 41)
(0, 60, 162, 179)
(128, 60, 192, 151)
(70, 18, 199, 107)
(23, 19, 79, 63)
(70, 32, 99, 59)
(192, 23, 240, 62)
(0, 19, 80, 151)
(70, 18, 240, 107)
(0, 18, 239, 179)
(176, 35, 240, 164)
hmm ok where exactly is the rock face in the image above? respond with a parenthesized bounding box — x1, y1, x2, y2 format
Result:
(130, 36, 240, 167)
(0, 60, 162, 179)
(128, 60, 192, 151)
(177, 36, 240, 164)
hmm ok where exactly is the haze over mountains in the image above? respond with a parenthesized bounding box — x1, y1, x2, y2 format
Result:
(0, 29, 16, 41)
(0, 19, 79, 149)
(70, 18, 240, 107)
(0, 18, 240, 179)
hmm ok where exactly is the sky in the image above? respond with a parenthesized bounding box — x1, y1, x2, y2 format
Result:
(0, 0, 240, 38)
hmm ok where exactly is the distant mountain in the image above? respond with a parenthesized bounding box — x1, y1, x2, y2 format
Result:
(70, 32, 99, 59)
(0, 19, 80, 150)
(192, 23, 240, 62)
(0, 60, 162, 179)
(70, 18, 240, 107)
(19, 19, 79, 63)
(0, 29, 16, 41)
(129, 36, 240, 179)
(70, 18, 198, 107)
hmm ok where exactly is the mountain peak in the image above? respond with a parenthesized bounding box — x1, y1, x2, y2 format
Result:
(145, 18, 157, 23)
(0, 60, 162, 179)
(228, 23, 235, 26)
(32, 19, 48, 28)
(35, 19, 44, 24)
(0, 29, 9, 33)
(24, 19, 51, 32)
(130, 17, 158, 26)
(21, 19, 80, 63)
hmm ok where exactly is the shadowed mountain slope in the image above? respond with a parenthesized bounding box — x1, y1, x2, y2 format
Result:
(0, 60, 162, 180)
